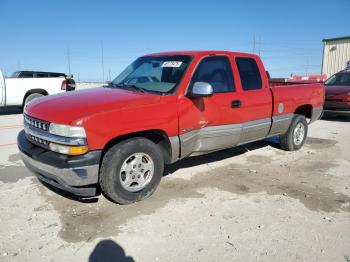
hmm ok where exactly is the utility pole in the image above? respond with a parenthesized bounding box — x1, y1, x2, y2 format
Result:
(108, 69, 111, 82)
(252, 35, 256, 54)
(257, 36, 262, 57)
(305, 57, 309, 76)
(252, 35, 263, 56)
(67, 48, 71, 75)
(101, 43, 105, 83)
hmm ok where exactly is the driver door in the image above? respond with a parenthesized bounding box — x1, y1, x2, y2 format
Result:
(178, 55, 244, 157)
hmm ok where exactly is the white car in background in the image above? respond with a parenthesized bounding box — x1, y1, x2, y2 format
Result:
(0, 69, 72, 107)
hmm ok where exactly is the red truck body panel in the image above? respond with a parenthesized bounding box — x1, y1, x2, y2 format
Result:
(27, 88, 179, 150)
(25, 51, 325, 154)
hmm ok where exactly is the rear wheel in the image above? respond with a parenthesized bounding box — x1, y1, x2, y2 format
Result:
(99, 138, 164, 204)
(24, 93, 44, 105)
(279, 114, 308, 151)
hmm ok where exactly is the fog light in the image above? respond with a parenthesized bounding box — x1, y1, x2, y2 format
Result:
(49, 143, 88, 155)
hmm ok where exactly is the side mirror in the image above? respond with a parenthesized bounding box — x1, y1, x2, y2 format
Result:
(190, 82, 213, 97)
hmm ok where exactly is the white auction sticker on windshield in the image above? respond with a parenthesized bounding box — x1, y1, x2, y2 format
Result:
(162, 61, 183, 67)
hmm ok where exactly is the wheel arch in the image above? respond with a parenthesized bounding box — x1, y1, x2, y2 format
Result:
(101, 129, 175, 165)
(294, 104, 312, 119)
(22, 89, 49, 106)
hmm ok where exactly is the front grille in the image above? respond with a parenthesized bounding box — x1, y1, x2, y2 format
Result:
(24, 114, 50, 149)
(28, 134, 49, 146)
(24, 114, 49, 131)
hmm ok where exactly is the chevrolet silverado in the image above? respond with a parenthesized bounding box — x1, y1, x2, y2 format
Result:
(18, 51, 325, 204)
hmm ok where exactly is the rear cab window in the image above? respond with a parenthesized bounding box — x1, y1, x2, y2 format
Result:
(235, 57, 262, 91)
(35, 73, 49, 78)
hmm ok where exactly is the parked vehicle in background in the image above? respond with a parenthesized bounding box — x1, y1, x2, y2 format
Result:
(11, 71, 76, 91)
(11, 71, 66, 78)
(324, 70, 350, 116)
(0, 69, 74, 107)
(18, 51, 325, 204)
(288, 74, 327, 83)
(269, 74, 327, 87)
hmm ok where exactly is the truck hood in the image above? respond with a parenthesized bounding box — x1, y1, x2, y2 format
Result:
(25, 87, 162, 125)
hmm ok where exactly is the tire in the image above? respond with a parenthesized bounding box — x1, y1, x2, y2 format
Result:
(24, 93, 44, 105)
(279, 114, 308, 151)
(99, 138, 164, 204)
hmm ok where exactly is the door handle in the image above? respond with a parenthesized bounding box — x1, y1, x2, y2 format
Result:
(231, 100, 242, 108)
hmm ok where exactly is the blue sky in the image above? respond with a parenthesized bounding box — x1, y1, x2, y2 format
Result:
(0, 0, 349, 82)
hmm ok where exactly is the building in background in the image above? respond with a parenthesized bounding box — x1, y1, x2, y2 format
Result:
(322, 36, 350, 78)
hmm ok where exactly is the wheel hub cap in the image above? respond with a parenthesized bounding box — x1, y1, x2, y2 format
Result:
(120, 153, 154, 192)
(293, 123, 305, 146)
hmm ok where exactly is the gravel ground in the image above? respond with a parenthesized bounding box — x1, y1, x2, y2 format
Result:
(0, 107, 349, 262)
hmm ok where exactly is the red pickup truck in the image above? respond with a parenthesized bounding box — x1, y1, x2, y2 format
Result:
(18, 51, 324, 204)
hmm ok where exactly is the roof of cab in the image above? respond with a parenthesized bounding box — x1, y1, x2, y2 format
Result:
(145, 50, 256, 57)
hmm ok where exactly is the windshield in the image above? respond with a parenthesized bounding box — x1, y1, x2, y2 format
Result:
(325, 73, 350, 86)
(10, 72, 20, 78)
(110, 55, 192, 94)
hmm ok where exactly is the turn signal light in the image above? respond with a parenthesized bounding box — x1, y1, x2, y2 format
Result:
(49, 143, 88, 155)
(68, 146, 89, 155)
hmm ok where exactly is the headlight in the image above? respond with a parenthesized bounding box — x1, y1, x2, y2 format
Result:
(49, 123, 86, 138)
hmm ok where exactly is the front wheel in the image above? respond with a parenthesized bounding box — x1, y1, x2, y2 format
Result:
(99, 138, 164, 204)
(279, 114, 308, 151)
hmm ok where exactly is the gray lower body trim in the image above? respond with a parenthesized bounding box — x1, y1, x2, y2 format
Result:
(20, 152, 99, 187)
(240, 118, 271, 144)
(269, 113, 294, 136)
(169, 136, 180, 163)
(310, 106, 323, 123)
(180, 124, 242, 158)
(179, 118, 273, 158)
(173, 113, 300, 160)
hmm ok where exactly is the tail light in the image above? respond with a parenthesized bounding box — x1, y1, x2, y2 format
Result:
(61, 80, 67, 90)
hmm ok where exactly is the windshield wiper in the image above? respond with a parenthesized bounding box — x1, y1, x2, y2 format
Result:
(108, 83, 149, 94)
(123, 84, 147, 93)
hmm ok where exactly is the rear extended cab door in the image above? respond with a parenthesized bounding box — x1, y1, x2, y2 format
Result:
(232, 54, 273, 144)
(177, 53, 273, 158)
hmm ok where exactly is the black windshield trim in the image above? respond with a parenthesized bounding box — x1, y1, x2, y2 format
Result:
(111, 55, 194, 95)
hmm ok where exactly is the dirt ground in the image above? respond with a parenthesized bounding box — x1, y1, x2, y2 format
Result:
(0, 108, 349, 262)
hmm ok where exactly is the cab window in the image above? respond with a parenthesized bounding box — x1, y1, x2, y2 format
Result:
(190, 56, 235, 93)
(236, 57, 262, 91)
(18, 72, 34, 78)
